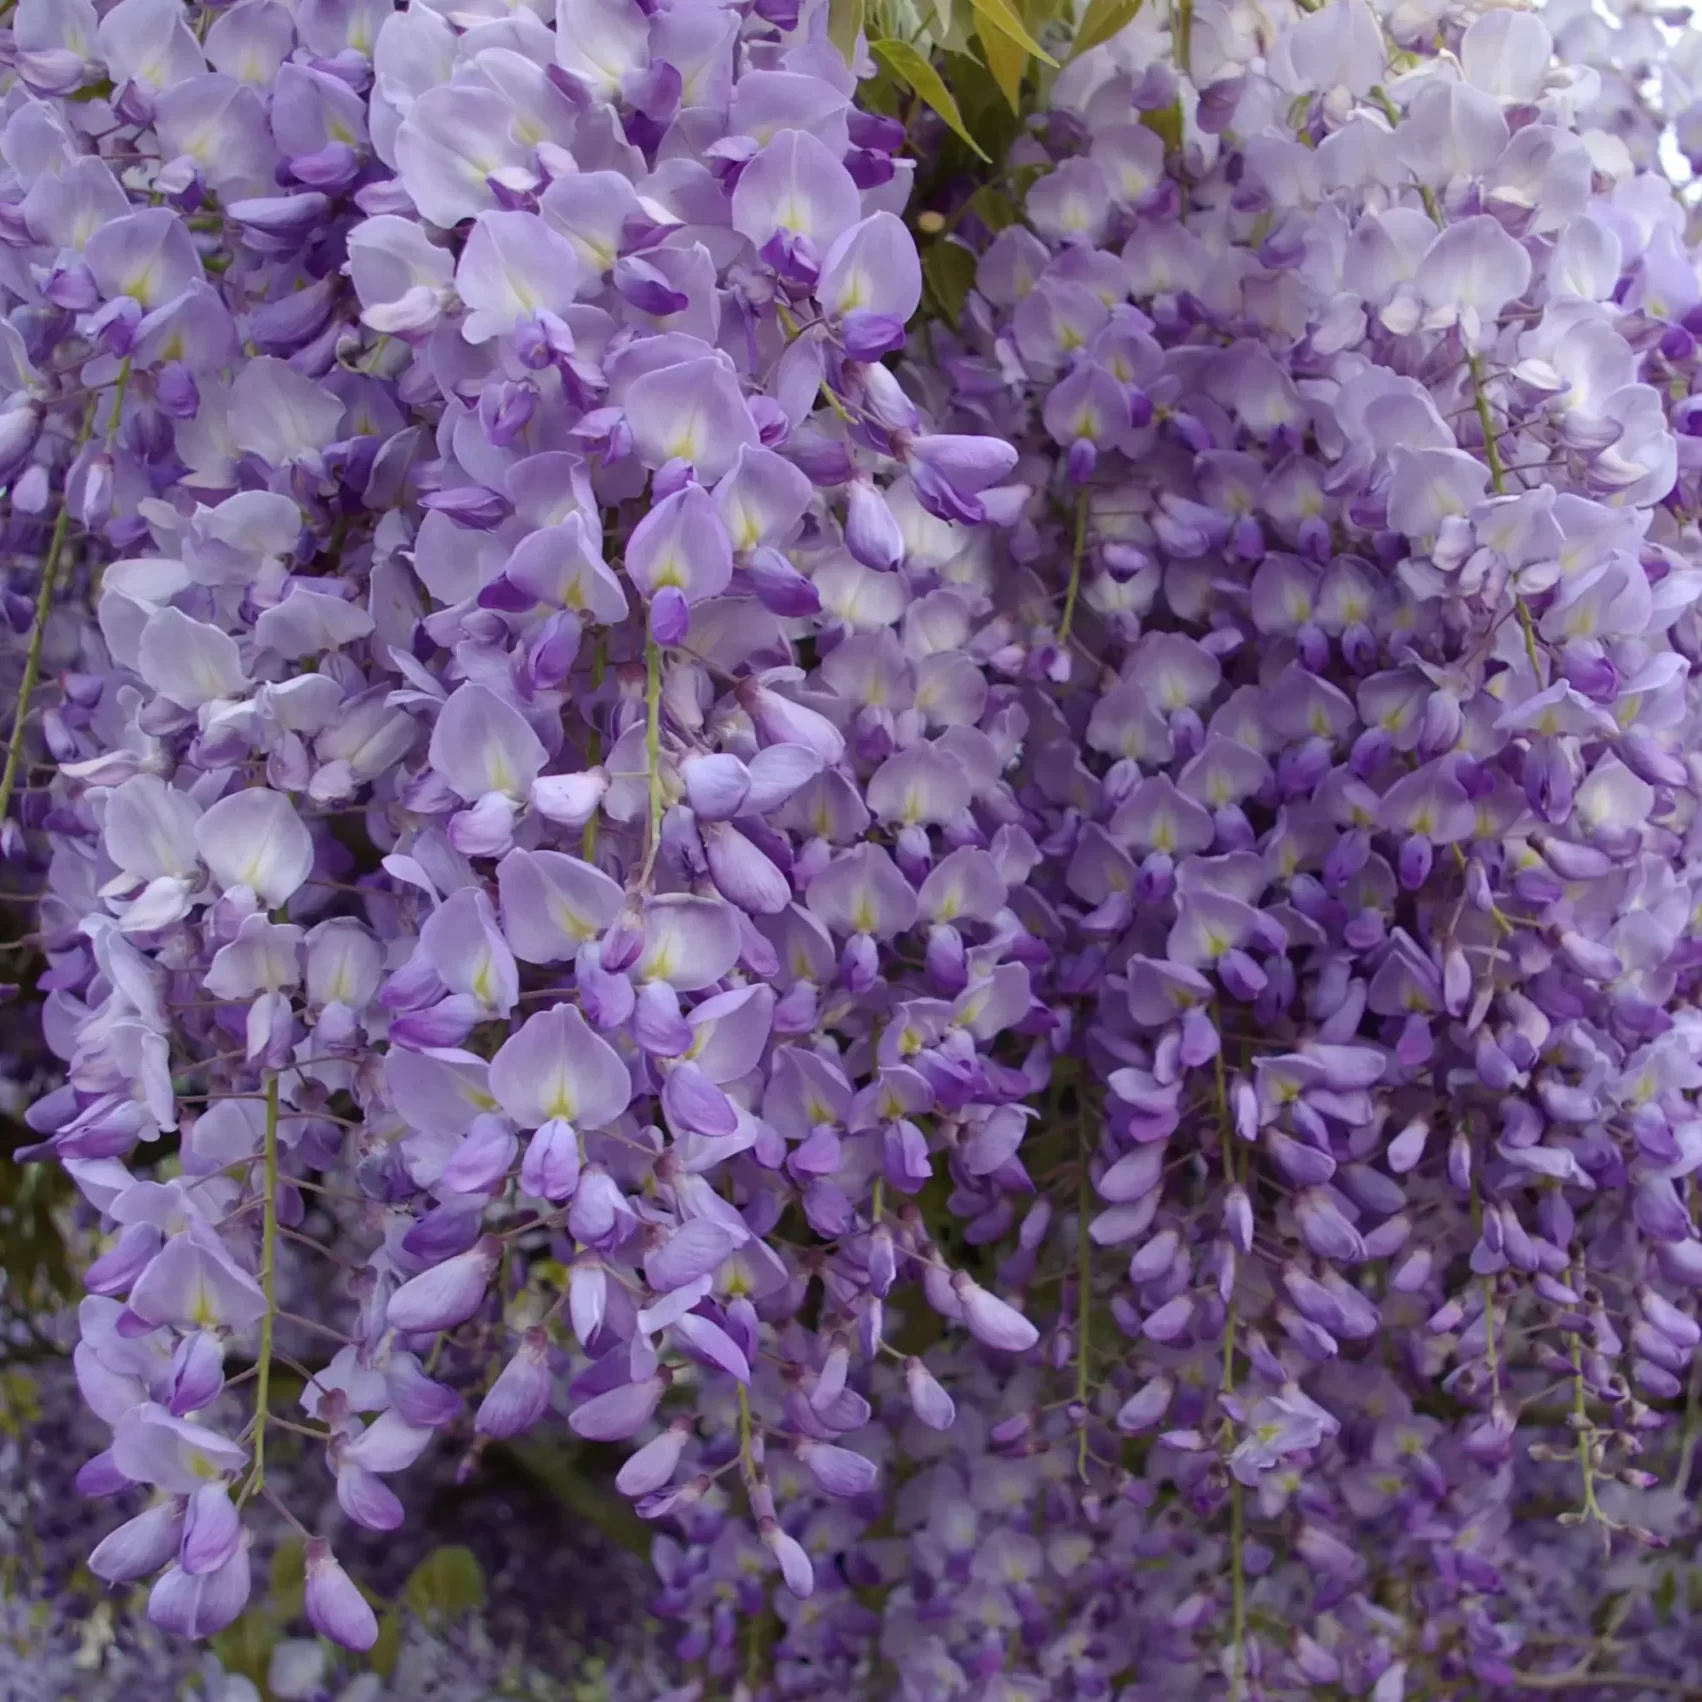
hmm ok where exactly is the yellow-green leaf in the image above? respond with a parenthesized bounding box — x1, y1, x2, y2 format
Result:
(978, 21, 1027, 112)
(964, 185, 1021, 231)
(268, 1535, 305, 1601)
(870, 39, 990, 162)
(1070, 0, 1145, 58)
(403, 1546, 486, 1623)
(266, 1534, 306, 1623)
(209, 1610, 277, 1690)
(507, 1438, 654, 1554)
(923, 241, 979, 328)
(967, 0, 1057, 64)
(829, 0, 865, 63)
(1142, 99, 1183, 153)
(369, 1607, 403, 1679)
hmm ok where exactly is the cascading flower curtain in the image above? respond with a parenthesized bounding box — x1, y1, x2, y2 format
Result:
(4, 0, 1702, 1695)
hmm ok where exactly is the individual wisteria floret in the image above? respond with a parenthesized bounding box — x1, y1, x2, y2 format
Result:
(5, 0, 1702, 1695)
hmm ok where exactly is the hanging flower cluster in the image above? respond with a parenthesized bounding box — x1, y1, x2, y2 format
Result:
(7, 0, 1702, 1694)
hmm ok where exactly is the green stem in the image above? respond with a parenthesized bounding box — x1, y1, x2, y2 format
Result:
(1213, 1009, 1239, 1392)
(1470, 1175, 1501, 1401)
(1464, 351, 1543, 674)
(1075, 1107, 1091, 1481)
(105, 357, 133, 453)
(1229, 1478, 1246, 1702)
(1564, 1261, 1606, 1534)
(1059, 488, 1089, 646)
(737, 1382, 755, 1476)
(644, 631, 664, 876)
(1363, 111, 1541, 679)
(745, 1593, 771, 1690)
(241, 1074, 280, 1507)
(1468, 354, 1506, 495)
(1213, 1013, 1245, 1699)
(1513, 599, 1543, 677)
(582, 634, 606, 863)
(646, 633, 660, 823)
(1506, 1672, 1692, 1694)
(0, 395, 100, 832)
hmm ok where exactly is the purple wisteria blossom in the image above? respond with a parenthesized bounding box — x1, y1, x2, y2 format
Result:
(4, 0, 1702, 1695)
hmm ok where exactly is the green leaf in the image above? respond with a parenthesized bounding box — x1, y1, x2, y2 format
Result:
(267, 1534, 306, 1623)
(1653, 1567, 1678, 1624)
(268, 1536, 305, 1601)
(506, 1439, 653, 1555)
(1142, 99, 1183, 153)
(1069, 0, 1145, 58)
(402, 1546, 486, 1623)
(964, 185, 1020, 231)
(368, 1607, 403, 1679)
(210, 1609, 277, 1691)
(937, 52, 1028, 172)
(967, 0, 1058, 64)
(923, 241, 978, 329)
(978, 21, 1027, 112)
(828, 0, 864, 64)
(870, 39, 990, 162)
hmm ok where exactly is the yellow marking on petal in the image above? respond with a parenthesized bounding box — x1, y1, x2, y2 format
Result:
(549, 897, 596, 941)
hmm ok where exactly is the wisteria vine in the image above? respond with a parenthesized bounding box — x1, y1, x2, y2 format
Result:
(5, 0, 1702, 1696)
